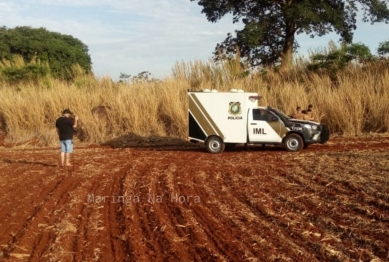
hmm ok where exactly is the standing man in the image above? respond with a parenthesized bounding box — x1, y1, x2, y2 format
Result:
(56, 109, 79, 167)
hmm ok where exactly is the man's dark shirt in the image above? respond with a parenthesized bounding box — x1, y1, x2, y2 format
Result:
(55, 117, 75, 141)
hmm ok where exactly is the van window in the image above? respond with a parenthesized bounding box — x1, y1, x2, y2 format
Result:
(253, 109, 278, 122)
(253, 109, 262, 120)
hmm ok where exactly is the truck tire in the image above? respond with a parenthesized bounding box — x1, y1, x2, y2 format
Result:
(205, 136, 225, 153)
(284, 133, 303, 152)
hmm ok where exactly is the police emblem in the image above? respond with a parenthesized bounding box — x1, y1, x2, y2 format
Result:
(228, 102, 242, 115)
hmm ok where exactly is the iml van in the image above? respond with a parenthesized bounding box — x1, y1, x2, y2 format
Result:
(188, 89, 329, 153)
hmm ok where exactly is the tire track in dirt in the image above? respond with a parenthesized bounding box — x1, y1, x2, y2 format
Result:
(126, 160, 192, 261)
(71, 176, 101, 262)
(287, 166, 389, 221)
(99, 155, 178, 262)
(238, 169, 367, 262)
(140, 166, 182, 261)
(239, 171, 340, 261)
(130, 169, 165, 261)
(68, 152, 133, 261)
(0, 148, 138, 262)
(273, 153, 389, 223)
(72, 150, 140, 262)
(201, 155, 348, 261)
(28, 172, 83, 261)
(208, 168, 320, 261)
(155, 163, 219, 261)
(0, 167, 83, 261)
(0, 169, 65, 260)
(188, 168, 266, 261)
(69, 156, 129, 262)
(175, 167, 247, 261)
(118, 155, 198, 261)
(124, 158, 167, 261)
(265, 154, 389, 261)
(36, 169, 91, 259)
(106, 166, 137, 262)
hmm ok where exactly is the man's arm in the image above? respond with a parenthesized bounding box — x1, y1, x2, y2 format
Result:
(73, 115, 79, 128)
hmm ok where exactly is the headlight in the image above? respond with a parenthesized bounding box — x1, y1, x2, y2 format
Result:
(303, 124, 318, 130)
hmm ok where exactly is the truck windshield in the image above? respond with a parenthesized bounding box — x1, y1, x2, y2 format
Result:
(270, 108, 292, 120)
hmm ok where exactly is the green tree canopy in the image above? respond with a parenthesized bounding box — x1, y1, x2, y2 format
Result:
(378, 40, 389, 57)
(308, 41, 373, 73)
(0, 26, 92, 80)
(191, 0, 389, 70)
(347, 42, 373, 62)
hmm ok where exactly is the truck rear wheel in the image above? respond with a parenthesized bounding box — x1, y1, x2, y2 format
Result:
(284, 133, 303, 152)
(205, 136, 225, 153)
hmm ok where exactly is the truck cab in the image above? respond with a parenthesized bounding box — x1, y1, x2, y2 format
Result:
(188, 90, 329, 153)
(247, 107, 329, 151)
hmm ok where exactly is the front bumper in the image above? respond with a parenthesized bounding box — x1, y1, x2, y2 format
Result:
(301, 125, 329, 144)
(319, 125, 330, 144)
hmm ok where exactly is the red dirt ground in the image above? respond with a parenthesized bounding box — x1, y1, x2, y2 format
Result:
(0, 135, 388, 262)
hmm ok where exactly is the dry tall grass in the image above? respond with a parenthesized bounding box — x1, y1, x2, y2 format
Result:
(0, 59, 388, 146)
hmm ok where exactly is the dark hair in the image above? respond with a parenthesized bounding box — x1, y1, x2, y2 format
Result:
(296, 106, 301, 110)
(302, 110, 307, 114)
(62, 109, 72, 115)
(308, 104, 313, 109)
(307, 108, 312, 112)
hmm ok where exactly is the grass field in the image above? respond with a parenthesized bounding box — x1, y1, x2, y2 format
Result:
(0, 60, 388, 147)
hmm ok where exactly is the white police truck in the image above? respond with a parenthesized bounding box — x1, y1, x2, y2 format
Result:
(188, 89, 329, 153)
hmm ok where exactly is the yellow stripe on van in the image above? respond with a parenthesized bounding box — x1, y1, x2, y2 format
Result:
(267, 121, 288, 138)
(189, 94, 224, 138)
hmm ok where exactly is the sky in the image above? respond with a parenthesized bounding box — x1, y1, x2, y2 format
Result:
(1, 0, 389, 80)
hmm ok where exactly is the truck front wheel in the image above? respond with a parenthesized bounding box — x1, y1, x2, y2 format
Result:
(205, 136, 225, 153)
(284, 133, 304, 152)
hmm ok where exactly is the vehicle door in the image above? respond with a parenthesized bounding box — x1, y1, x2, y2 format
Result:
(248, 108, 283, 143)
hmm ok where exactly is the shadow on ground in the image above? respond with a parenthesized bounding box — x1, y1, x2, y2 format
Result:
(102, 133, 203, 151)
(231, 144, 287, 152)
(102, 133, 290, 152)
(2, 159, 57, 167)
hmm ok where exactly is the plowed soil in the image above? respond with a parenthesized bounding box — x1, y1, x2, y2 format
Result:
(0, 135, 388, 262)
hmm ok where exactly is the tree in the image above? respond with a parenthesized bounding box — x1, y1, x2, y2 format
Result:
(309, 41, 351, 73)
(308, 41, 373, 72)
(191, 0, 389, 70)
(377, 40, 389, 57)
(0, 26, 92, 80)
(307, 41, 378, 81)
(1, 62, 49, 83)
(118, 71, 158, 84)
(346, 42, 373, 63)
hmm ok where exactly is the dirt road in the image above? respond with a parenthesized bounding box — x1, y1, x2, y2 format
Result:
(0, 135, 388, 261)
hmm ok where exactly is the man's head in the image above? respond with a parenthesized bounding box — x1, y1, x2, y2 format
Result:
(296, 106, 301, 112)
(62, 109, 72, 116)
(308, 104, 313, 109)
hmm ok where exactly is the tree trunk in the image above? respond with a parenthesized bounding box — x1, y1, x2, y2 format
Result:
(280, 22, 295, 71)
